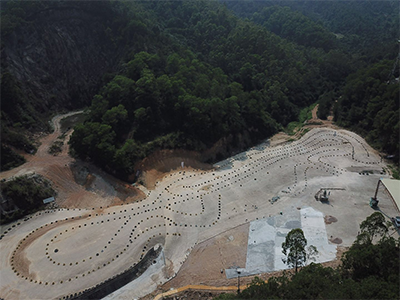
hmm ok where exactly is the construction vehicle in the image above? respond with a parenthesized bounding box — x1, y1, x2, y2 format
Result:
(315, 189, 330, 202)
(315, 188, 345, 202)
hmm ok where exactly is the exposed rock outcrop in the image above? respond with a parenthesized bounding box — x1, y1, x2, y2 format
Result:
(1, 3, 123, 116)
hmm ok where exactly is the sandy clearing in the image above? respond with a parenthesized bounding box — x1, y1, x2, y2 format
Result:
(1, 110, 398, 299)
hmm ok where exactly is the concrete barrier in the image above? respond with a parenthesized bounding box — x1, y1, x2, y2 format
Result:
(69, 247, 161, 300)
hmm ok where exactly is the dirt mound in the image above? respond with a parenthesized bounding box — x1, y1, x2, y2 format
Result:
(134, 132, 255, 189)
(44, 164, 80, 194)
(135, 149, 213, 189)
(136, 149, 212, 173)
(71, 165, 90, 185)
(324, 215, 338, 224)
(329, 237, 343, 244)
(85, 174, 116, 199)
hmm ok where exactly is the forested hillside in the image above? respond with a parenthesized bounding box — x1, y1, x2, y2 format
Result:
(225, 0, 399, 162)
(334, 60, 399, 159)
(1, 0, 167, 169)
(224, 0, 399, 60)
(69, 0, 346, 178)
(1, 0, 398, 174)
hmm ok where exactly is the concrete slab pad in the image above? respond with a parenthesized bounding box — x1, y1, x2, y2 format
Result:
(301, 207, 337, 263)
(226, 207, 336, 279)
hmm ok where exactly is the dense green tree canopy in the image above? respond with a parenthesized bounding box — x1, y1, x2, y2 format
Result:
(70, 49, 282, 176)
(0, 175, 55, 224)
(334, 60, 399, 162)
(2, 0, 398, 176)
(67, 1, 332, 177)
(225, 0, 399, 61)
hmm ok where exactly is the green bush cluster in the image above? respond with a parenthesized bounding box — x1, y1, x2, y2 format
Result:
(0, 175, 55, 224)
(0, 144, 26, 171)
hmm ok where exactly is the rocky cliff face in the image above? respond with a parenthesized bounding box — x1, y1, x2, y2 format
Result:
(1, 4, 122, 116)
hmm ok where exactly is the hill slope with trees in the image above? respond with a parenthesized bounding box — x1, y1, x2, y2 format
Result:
(223, 1, 399, 165)
(68, 0, 343, 178)
(1, 0, 398, 175)
(224, 0, 399, 60)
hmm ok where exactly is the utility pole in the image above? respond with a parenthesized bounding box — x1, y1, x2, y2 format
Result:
(237, 269, 241, 294)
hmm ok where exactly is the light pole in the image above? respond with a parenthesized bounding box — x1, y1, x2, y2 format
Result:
(237, 270, 241, 294)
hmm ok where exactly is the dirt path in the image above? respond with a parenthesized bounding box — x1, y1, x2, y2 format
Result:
(35, 111, 83, 158)
(1, 111, 83, 179)
(0, 111, 144, 208)
(309, 103, 335, 124)
(286, 103, 339, 141)
(268, 104, 336, 145)
(311, 104, 319, 120)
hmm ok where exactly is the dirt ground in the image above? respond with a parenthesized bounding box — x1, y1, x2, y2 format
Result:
(151, 224, 346, 296)
(0, 106, 339, 209)
(136, 149, 214, 190)
(1, 107, 398, 300)
(144, 107, 393, 299)
(0, 111, 145, 210)
(164, 223, 250, 288)
(144, 247, 348, 300)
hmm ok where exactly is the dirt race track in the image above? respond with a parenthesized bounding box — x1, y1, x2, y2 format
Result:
(0, 118, 398, 299)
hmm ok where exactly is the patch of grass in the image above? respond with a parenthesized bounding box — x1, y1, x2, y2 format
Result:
(60, 112, 86, 133)
(388, 165, 400, 179)
(48, 140, 63, 155)
(285, 103, 317, 135)
(285, 121, 302, 136)
(299, 103, 317, 123)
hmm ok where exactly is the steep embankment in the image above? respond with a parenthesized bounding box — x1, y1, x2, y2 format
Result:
(1, 3, 121, 118)
(1, 2, 132, 171)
